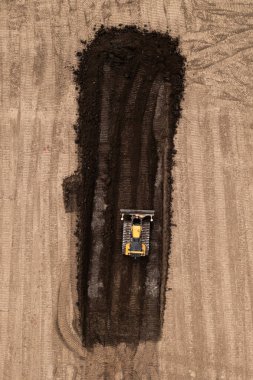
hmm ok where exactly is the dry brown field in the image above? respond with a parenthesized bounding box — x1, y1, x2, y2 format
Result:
(1, 1, 253, 379)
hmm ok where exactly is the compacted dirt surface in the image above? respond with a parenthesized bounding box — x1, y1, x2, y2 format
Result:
(64, 27, 185, 346)
(1, 1, 253, 379)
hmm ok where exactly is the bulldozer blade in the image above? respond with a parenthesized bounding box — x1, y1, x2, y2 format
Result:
(120, 209, 154, 221)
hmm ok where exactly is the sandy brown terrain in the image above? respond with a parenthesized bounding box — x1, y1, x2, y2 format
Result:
(1, 1, 253, 379)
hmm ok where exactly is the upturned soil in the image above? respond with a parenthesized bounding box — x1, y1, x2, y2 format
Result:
(64, 26, 185, 347)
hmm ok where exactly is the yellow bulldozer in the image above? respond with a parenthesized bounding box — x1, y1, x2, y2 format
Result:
(120, 209, 154, 258)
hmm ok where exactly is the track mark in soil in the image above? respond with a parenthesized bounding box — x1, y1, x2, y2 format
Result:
(63, 26, 185, 347)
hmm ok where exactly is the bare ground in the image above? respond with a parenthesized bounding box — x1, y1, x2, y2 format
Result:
(1, 1, 253, 379)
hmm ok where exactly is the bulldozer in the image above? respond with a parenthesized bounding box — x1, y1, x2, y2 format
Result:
(120, 209, 154, 258)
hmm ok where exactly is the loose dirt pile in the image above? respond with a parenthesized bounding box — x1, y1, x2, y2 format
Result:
(64, 26, 185, 347)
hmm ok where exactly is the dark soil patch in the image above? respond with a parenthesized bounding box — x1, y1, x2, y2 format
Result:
(63, 25, 185, 347)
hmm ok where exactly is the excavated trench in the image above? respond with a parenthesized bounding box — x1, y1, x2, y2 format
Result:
(63, 26, 185, 347)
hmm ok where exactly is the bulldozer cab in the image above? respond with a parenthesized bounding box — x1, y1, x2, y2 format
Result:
(131, 218, 142, 239)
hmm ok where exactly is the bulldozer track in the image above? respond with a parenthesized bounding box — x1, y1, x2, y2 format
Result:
(122, 220, 132, 255)
(141, 220, 151, 253)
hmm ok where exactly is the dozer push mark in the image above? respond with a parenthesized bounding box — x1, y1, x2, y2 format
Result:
(120, 210, 154, 258)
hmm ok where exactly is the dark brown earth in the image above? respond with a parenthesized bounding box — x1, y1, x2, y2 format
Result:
(63, 26, 185, 347)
